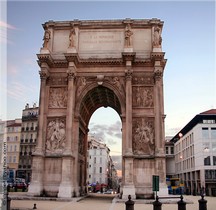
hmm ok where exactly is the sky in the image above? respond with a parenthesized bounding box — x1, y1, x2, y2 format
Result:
(0, 0, 216, 157)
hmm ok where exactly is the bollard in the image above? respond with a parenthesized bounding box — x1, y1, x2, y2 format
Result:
(153, 196, 162, 210)
(7, 192, 11, 210)
(178, 195, 186, 210)
(198, 194, 207, 210)
(33, 203, 37, 209)
(125, 195, 134, 210)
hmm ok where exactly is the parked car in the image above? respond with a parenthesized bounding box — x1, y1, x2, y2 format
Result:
(104, 189, 113, 194)
(13, 181, 27, 191)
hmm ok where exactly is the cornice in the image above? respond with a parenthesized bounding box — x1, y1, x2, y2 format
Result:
(37, 52, 161, 68)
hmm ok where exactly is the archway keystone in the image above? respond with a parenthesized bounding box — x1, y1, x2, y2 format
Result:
(28, 18, 167, 199)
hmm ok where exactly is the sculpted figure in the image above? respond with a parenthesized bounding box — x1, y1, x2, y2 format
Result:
(76, 77, 86, 96)
(69, 25, 76, 48)
(124, 24, 133, 47)
(46, 119, 66, 152)
(133, 119, 154, 155)
(43, 29, 51, 49)
(49, 88, 67, 108)
(153, 26, 162, 47)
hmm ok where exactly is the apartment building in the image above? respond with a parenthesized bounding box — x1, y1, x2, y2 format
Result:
(171, 109, 216, 196)
(6, 119, 22, 179)
(87, 136, 113, 186)
(17, 103, 38, 183)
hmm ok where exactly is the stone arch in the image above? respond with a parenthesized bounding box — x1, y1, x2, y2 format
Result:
(28, 18, 168, 199)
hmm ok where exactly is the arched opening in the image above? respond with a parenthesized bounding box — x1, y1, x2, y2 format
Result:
(77, 86, 123, 194)
(88, 107, 122, 192)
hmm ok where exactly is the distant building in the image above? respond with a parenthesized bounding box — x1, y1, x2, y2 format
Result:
(165, 136, 175, 178)
(6, 119, 22, 180)
(17, 103, 38, 182)
(0, 120, 6, 180)
(171, 109, 216, 196)
(87, 136, 118, 191)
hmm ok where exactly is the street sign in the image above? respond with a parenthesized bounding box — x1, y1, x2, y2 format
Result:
(152, 175, 159, 192)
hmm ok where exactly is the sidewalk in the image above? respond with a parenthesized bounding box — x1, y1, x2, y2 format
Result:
(10, 193, 216, 210)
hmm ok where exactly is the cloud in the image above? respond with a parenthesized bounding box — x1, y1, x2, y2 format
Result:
(0, 21, 17, 30)
(0, 21, 17, 44)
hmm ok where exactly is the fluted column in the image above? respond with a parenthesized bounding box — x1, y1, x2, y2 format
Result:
(28, 63, 49, 196)
(125, 67, 133, 154)
(35, 64, 49, 155)
(122, 64, 136, 200)
(154, 65, 164, 155)
(58, 62, 76, 198)
(64, 63, 76, 155)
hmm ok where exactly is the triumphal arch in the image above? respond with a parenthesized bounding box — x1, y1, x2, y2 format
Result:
(28, 18, 167, 199)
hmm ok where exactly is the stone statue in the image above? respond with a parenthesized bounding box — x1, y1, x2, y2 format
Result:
(153, 26, 162, 47)
(69, 25, 76, 48)
(46, 118, 66, 153)
(124, 24, 133, 47)
(42, 29, 51, 49)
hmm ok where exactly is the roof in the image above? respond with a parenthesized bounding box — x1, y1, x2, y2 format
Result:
(171, 109, 216, 143)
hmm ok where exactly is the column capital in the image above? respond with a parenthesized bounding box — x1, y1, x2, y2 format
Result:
(125, 68, 133, 80)
(39, 69, 49, 80)
(67, 69, 76, 80)
(154, 68, 163, 82)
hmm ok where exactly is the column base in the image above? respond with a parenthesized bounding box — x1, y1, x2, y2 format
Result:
(156, 183, 169, 197)
(27, 182, 43, 197)
(122, 185, 136, 199)
(58, 182, 73, 198)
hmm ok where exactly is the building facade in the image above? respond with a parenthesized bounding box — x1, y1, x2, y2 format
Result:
(17, 104, 39, 183)
(165, 136, 175, 178)
(171, 109, 216, 196)
(87, 136, 112, 187)
(6, 119, 22, 180)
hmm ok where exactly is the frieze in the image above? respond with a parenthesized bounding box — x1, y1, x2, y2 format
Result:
(132, 118, 155, 155)
(132, 86, 154, 107)
(48, 87, 67, 108)
(47, 76, 68, 86)
(45, 118, 66, 154)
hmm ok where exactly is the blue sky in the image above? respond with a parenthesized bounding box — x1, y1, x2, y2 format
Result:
(1, 1, 215, 155)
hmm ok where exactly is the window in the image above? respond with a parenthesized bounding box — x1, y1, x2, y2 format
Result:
(204, 156, 211, 166)
(14, 145, 17, 152)
(100, 167, 102, 173)
(94, 157, 96, 163)
(165, 147, 169, 154)
(100, 157, 102, 164)
(211, 128, 216, 139)
(213, 156, 216, 165)
(13, 156, 16, 163)
(170, 147, 174, 154)
(202, 128, 209, 139)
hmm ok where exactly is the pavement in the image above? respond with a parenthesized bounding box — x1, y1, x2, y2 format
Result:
(9, 192, 216, 210)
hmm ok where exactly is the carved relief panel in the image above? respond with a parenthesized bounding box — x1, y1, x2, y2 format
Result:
(132, 118, 155, 155)
(48, 87, 68, 108)
(46, 118, 66, 154)
(78, 129, 85, 155)
(132, 86, 154, 107)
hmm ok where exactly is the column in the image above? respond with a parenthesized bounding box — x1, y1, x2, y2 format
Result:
(122, 64, 136, 199)
(28, 63, 49, 196)
(154, 62, 168, 196)
(58, 62, 76, 198)
(125, 66, 133, 154)
(64, 62, 76, 155)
